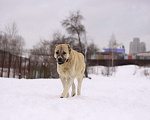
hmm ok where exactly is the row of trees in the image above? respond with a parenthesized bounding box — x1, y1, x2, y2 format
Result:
(0, 22, 25, 56)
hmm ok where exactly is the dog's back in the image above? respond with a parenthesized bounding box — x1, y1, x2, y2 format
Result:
(71, 49, 85, 77)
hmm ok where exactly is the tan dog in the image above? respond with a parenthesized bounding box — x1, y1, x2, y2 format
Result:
(54, 44, 85, 98)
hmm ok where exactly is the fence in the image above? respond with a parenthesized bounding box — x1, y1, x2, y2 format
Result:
(87, 59, 150, 66)
(0, 50, 58, 79)
(2, 50, 150, 79)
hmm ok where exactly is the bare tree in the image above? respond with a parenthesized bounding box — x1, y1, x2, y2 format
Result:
(5, 22, 18, 40)
(4, 22, 25, 55)
(10, 35, 25, 55)
(50, 31, 76, 53)
(86, 43, 99, 59)
(61, 11, 85, 53)
(103, 34, 118, 77)
(1, 33, 10, 51)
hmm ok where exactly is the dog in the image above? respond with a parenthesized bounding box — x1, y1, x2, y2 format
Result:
(54, 44, 85, 98)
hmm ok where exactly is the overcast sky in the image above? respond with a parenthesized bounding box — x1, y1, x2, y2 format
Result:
(0, 0, 150, 54)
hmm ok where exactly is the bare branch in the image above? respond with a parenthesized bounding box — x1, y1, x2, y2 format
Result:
(5, 22, 18, 39)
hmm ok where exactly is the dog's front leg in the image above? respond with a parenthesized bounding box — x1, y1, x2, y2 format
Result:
(71, 82, 76, 97)
(60, 78, 74, 98)
(60, 77, 69, 98)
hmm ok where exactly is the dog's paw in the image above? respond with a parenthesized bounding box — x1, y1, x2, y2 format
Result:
(71, 92, 76, 97)
(60, 93, 69, 98)
(60, 94, 65, 98)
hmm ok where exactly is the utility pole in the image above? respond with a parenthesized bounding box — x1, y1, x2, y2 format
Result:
(112, 45, 114, 67)
(110, 34, 116, 67)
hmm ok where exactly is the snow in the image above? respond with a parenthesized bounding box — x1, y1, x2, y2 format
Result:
(0, 65, 150, 120)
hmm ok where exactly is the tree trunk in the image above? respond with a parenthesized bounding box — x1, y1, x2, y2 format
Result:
(77, 31, 82, 53)
(85, 67, 88, 77)
(19, 56, 22, 79)
(1, 51, 5, 77)
(7, 53, 12, 78)
(27, 59, 31, 79)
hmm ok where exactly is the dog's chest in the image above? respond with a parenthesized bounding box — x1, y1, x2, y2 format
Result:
(57, 64, 73, 77)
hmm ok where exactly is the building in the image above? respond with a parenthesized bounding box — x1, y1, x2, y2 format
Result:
(129, 38, 146, 55)
(103, 48, 125, 55)
(136, 52, 150, 57)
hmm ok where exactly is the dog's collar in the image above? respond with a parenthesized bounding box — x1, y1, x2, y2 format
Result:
(66, 59, 69, 62)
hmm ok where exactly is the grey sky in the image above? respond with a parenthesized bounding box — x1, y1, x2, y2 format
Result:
(0, 0, 150, 54)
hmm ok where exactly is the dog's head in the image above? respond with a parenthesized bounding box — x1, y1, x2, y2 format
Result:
(54, 44, 71, 65)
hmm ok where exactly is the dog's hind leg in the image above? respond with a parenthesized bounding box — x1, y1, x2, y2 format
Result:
(77, 75, 83, 96)
(71, 82, 76, 97)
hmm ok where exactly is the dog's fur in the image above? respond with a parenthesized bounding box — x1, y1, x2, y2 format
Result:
(54, 44, 85, 98)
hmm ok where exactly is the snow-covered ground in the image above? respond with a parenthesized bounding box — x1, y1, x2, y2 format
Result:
(0, 65, 150, 120)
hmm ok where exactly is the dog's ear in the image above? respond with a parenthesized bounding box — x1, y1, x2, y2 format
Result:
(68, 44, 71, 53)
(55, 44, 58, 47)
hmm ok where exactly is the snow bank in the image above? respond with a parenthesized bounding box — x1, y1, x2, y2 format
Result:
(88, 65, 150, 78)
(0, 65, 150, 120)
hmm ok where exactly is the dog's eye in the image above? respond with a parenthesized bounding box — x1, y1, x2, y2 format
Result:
(63, 52, 66, 54)
(56, 51, 59, 54)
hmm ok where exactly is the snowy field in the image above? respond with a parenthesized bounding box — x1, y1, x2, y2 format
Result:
(0, 65, 150, 120)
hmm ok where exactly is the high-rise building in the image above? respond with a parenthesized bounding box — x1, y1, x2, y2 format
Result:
(129, 38, 146, 55)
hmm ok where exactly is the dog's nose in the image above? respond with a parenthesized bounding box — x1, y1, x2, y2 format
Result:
(58, 57, 62, 62)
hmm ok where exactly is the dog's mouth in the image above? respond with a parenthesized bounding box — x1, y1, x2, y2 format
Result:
(58, 62, 64, 65)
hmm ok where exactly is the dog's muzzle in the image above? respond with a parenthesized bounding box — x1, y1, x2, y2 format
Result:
(58, 57, 63, 65)
(57, 56, 64, 65)
(57, 56, 68, 65)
